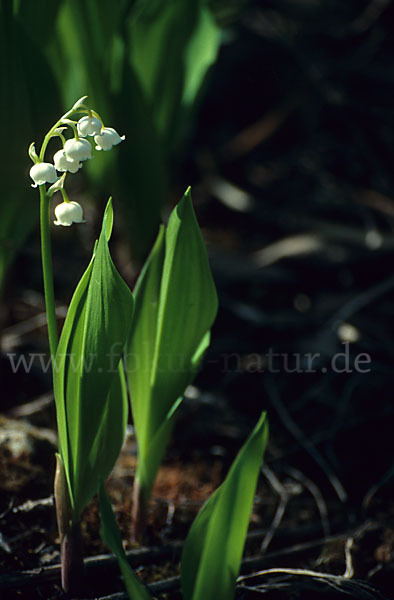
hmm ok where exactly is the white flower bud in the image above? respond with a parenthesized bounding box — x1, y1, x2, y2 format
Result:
(94, 127, 125, 151)
(53, 150, 82, 174)
(28, 142, 39, 163)
(77, 116, 102, 137)
(30, 162, 58, 187)
(54, 201, 86, 226)
(64, 138, 92, 161)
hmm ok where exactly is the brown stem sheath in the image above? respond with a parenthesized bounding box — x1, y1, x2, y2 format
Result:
(54, 454, 84, 594)
(131, 477, 148, 544)
(61, 523, 84, 594)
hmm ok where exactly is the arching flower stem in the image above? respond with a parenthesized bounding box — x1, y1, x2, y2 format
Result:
(61, 187, 70, 203)
(39, 97, 89, 161)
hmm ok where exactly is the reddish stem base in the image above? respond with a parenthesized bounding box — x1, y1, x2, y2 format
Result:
(61, 522, 84, 595)
(131, 478, 148, 544)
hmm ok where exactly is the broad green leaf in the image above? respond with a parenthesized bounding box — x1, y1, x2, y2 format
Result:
(86, 363, 129, 489)
(151, 188, 218, 430)
(127, 0, 200, 144)
(125, 225, 166, 455)
(181, 412, 269, 600)
(127, 0, 221, 151)
(181, 6, 221, 107)
(98, 483, 154, 600)
(126, 187, 218, 501)
(54, 200, 134, 516)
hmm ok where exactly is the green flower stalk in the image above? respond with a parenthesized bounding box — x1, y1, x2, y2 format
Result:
(29, 97, 129, 594)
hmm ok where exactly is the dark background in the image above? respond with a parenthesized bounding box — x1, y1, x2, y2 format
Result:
(1, 1, 394, 597)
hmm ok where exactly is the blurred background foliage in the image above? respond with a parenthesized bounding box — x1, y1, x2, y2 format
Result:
(0, 0, 223, 298)
(3, 0, 394, 409)
(1, 0, 394, 488)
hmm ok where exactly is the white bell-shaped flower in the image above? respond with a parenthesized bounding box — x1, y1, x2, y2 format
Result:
(94, 127, 125, 151)
(53, 150, 82, 174)
(54, 201, 86, 226)
(77, 116, 102, 137)
(64, 138, 92, 161)
(30, 162, 58, 187)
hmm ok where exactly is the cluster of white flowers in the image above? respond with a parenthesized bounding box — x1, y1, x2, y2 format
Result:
(29, 106, 125, 226)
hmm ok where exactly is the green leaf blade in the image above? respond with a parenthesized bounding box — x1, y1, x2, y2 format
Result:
(150, 187, 218, 431)
(181, 412, 269, 600)
(54, 200, 134, 516)
(126, 224, 166, 456)
(182, 6, 221, 107)
(85, 363, 129, 490)
(126, 188, 218, 501)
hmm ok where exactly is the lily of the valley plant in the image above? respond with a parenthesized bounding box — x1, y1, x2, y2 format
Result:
(29, 97, 133, 593)
(28, 97, 268, 600)
(28, 96, 221, 594)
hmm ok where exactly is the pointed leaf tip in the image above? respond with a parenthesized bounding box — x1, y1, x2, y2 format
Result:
(103, 198, 114, 241)
(176, 186, 194, 220)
